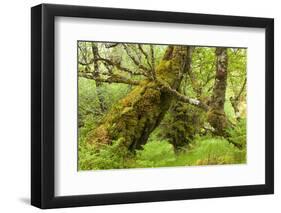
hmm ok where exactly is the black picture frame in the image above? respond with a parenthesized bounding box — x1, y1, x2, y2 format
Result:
(31, 3, 274, 209)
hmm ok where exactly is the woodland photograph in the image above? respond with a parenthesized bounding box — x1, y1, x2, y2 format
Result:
(78, 41, 247, 170)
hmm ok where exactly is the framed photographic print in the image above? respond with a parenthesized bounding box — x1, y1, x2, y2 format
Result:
(31, 3, 274, 209)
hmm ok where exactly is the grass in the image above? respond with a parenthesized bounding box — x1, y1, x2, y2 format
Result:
(78, 135, 246, 170)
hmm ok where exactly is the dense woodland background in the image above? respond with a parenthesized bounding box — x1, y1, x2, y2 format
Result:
(77, 42, 247, 170)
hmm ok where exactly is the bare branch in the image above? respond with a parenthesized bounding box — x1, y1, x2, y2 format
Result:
(95, 58, 146, 76)
(122, 44, 151, 73)
(79, 72, 140, 85)
(100, 60, 113, 74)
(105, 43, 119, 48)
(150, 44, 155, 74)
(91, 43, 100, 77)
(78, 44, 91, 65)
(79, 54, 149, 77)
(137, 44, 156, 79)
(236, 77, 247, 100)
(230, 77, 247, 118)
(78, 60, 93, 66)
(138, 44, 152, 69)
(156, 79, 209, 110)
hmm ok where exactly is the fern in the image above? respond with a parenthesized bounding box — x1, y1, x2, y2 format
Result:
(136, 140, 176, 167)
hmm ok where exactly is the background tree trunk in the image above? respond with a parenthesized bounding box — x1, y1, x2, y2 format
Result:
(207, 47, 228, 135)
(86, 46, 190, 151)
(92, 43, 107, 113)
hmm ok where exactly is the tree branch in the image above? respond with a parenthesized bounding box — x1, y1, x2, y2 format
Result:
(156, 80, 209, 110)
(138, 44, 152, 69)
(150, 45, 156, 80)
(236, 77, 247, 101)
(95, 58, 146, 76)
(122, 44, 151, 73)
(137, 44, 156, 80)
(79, 72, 140, 85)
(78, 44, 90, 65)
(230, 77, 247, 118)
(79, 57, 146, 76)
(78, 60, 92, 66)
(105, 43, 119, 48)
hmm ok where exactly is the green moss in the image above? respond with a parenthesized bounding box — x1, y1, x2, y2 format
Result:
(86, 83, 163, 149)
(86, 46, 190, 152)
(158, 102, 207, 148)
(207, 109, 227, 135)
(156, 47, 189, 87)
(156, 60, 174, 85)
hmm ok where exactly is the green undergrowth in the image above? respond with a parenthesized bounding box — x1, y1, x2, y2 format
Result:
(78, 135, 246, 171)
(78, 114, 246, 170)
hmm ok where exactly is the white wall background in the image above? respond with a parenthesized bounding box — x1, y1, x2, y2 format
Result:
(0, 0, 279, 212)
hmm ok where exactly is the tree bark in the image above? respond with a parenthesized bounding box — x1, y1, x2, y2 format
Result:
(230, 77, 246, 120)
(158, 47, 206, 148)
(86, 46, 190, 151)
(162, 102, 206, 148)
(92, 43, 107, 113)
(207, 47, 228, 135)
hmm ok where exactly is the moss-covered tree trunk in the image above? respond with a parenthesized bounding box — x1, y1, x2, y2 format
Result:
(159, 48, 206, 148)
(87, 46, 190, 151)
(207, 47, 228, 135)
(161, 102, 206, 148)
